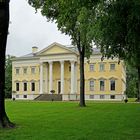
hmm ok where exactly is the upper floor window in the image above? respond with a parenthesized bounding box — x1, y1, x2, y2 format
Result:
(89, 80, 94, 91)
(23, 68, 27, 74)
(31, 67, 35, 74)
(24, 83, 27, 91)
(16, 83, 19, 91)
(100, 80, 105, 91)
(89, 64, 94, 71)
(99, 63, 105, 71)
(110, 80, 115, 91)
(31, 82, 35, 91)
(16, 68, 20, 74)
(110, 64, 115, 71)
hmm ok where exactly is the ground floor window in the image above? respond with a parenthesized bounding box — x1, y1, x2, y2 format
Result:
(24, 83, 27, 91)
(23, 95, 27, 98)
(110, 95, 115, 99)
(89, 80, 94, 91)
(100, 95, 105, 99)
(90, 95, 94, 99)
(31, 82, 35, 91)
(100, 80, 105, 91)
(16, 95, 19, 98)
(110, 80, 115, 91)
(16, 83, 19, 91)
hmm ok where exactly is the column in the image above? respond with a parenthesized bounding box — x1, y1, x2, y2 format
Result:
(74, 63, 77, 94)
(49, 61, 53, 94)
(70, 60, 75, 94)
(40, 62, 43, 94)
(60, 60, 64, 94)
(45, 63, 48, 93)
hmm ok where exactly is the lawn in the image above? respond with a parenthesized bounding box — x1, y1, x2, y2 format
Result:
(0, 100, 140, 140)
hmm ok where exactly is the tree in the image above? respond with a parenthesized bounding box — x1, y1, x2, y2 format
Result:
(125, 63, 138, 98)
(0, 0, 14, 128)
(5, 55, 15, 98)
(28, 0, 98, 107)
(92, 0, 140, 101)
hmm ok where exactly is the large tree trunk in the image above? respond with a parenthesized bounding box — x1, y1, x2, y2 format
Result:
(0, 0, 14, 128)
(79, 46, 86, 107)
(137, 66, 140, 102)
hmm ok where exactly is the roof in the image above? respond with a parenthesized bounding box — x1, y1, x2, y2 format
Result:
(13, 42, 101, 61)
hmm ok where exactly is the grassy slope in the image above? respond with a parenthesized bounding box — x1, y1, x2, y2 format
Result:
(0, 101, 140, 140)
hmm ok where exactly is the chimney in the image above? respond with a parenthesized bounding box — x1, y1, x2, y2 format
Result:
(32, 46, 38, 54)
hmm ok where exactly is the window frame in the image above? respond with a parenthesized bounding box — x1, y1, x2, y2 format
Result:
(110, 64, 115, 71)
(110, 80, 115, 91)
(23, 67, 27, 74)
(99, 63, 105, 71)
(31, 82, 35, 91)
(89, 64, 94, 72)
(100, 80, 105, 91)
(89, 80, 94, 91)
(23, 82, 27, 91)
(16, 82, 19, 91)
(15, 68, 20, 74)
(31, 67, 35, 74)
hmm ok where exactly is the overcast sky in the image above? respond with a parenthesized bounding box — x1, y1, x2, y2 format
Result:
(6, 0, 71, 57)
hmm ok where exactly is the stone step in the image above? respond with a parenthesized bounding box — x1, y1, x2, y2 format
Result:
(34, 94, 62, 101)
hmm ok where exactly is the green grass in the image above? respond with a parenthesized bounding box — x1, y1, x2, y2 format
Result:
(0, 101, 140, 140)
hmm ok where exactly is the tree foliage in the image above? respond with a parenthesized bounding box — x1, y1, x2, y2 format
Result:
(5, 55, 15, 98)
(126, 63, 138, 98)
(92, 0, 140, 101)
(28, 0, 99, 106)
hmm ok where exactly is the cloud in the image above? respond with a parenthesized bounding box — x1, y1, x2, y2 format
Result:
(6, 0, 71, 56)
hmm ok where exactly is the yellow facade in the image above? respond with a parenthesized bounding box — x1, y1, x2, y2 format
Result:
(12, 42, 126, 100)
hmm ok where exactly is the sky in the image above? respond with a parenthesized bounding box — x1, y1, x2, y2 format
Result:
(6, 0, 71, 57)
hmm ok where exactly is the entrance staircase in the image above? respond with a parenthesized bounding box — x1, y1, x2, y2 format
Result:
(34, 94, 62, 101)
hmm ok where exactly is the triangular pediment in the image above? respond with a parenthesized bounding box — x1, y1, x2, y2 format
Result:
(37, 42, 78, 56)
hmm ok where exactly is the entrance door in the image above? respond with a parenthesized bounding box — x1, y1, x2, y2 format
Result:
(58, 81, 61, 94)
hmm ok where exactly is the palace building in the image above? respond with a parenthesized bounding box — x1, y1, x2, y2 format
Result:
(12, 42, 126, 101)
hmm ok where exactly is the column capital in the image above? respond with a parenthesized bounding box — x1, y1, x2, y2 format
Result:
(70, 60, 75, 64)
(60, 60, 64, 64)
(39, 62, 43, 65)
(48, 61, 53, 65)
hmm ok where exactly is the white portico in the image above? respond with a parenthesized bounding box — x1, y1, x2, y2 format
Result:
(38, 42, 78, 99)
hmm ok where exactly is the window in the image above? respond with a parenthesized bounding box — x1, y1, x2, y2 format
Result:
(90, 64, 94, 71)
(89, 80, 94, 91)
(110, 80, 115, 91)
(16, 95, 19, 98)
(69, 66, 71, 72)
(31, 82, 35, 91)
(90, 95, 94, 99)
(24, 83, 27, 91)
(31, 67, 35, 74)
(23, 68, 27, 74)
(100, 80, 105, 91)
(16, 83, 19, 91)
(99, 63, 105, 71)
(110, 64, 115, 71)
(23, 95, 27, 98)
(16, 68, 20, 74)
(110, 95, 115, 99)
(100, 95, 105, 99)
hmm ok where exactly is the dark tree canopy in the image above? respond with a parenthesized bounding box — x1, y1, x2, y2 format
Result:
(92, 0, 140, 101)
